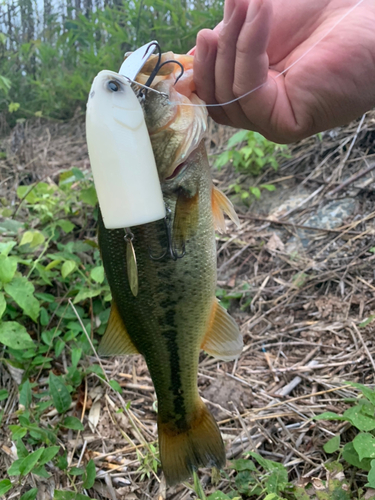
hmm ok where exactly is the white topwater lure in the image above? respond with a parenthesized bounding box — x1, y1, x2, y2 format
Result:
(86, 41, 166, 230)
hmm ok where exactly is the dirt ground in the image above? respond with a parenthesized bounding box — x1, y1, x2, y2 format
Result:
(1, 110, 375, 499)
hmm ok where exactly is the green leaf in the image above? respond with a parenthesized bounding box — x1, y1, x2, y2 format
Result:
(0, 389, 8, 401)
(57, 220, 75, 233)
(265, 468, 288, 494)
(0, 254, 17, 283)
(0, 479, 13, 496)
(4, 277, 40, 321)
(8, 458, 23, 476)
(347, 382, 375, 405)
(207, 493, 232, 500)
(46, 259, 62, 271)
(0, 218, 24, 235)
(227, 130, 248, 148)
(55, 338, 65, 357)
(62, 416, 84, 431)
(71, 167, 85, 180)
(314, 411, 346, 421)
(353, 433, 375, 461)
(56, 453, 68, 470)
(342, 442, 372, 471)
(40, 307, 49, 326)
(261, 184, 276, 192)
(80, 186, 97, 207)
(366, 460, 375, 489)
(9, 425, 27, 440)
(16, 439, 28, 460)
(20, 488, 38, 500)
(247, 452, 286, 473)
(73, 287, 101, 304)
(8, 102, 20, 113)
(249, 186, 261, 199)
(324, 435, 340, 454)
(39, 446, 60, 465)
(109, 380, 122, 394)
(69, 466, 84, 476)
(49, 373, 72, 413)
(0, 322, 35, 350)
(61, 260, 77, 279)
(231, 458, 256, 472)
(0, 292, 6, 319)
(359, 315, 375, 327)
(343, 404, 375, 431)
(215, 150, 231, 170)
(32, 464, 50, 478)
(71, 347, 82, 368)
(19, 380, 32, 409)
(90, 266, 104, 284)
(82, 459, 96, 488)
(53, 491, 93, 500)
(19, 447, 44, 475)
(19, 230, 45, 248)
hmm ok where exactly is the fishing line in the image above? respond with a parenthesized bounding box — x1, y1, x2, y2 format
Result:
(135, 0, 365, 108)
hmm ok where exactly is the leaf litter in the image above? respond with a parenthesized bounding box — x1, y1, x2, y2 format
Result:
(0, 111, 375, 498)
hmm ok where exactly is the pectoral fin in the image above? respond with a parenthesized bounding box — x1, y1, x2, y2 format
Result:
(211, 186, 240, 232)
(173, 189, 199, 251)
(98, 302, 139, 356)
(201, 299, 243, 361)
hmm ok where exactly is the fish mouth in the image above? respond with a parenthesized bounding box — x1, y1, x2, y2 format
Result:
(136, 52, 208, 182)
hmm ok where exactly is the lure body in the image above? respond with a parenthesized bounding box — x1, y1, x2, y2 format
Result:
(86, 70, 165, 229)
(97, 54, 242, 485)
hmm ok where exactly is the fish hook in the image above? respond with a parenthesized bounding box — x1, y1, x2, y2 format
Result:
(157, 59, 184, 86)
(143, 53, 185, 90)
(142, 42, 162, 93)
(148, 206, 186, 261)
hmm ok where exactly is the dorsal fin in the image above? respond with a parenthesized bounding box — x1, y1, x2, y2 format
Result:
(98, 301, 139, 356)
(201, 299, 243, 361)
(173, 190, 199, 251)
(211, 186, 240, 232)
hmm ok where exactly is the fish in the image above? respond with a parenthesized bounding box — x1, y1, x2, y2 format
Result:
(94, 52, 243, 485)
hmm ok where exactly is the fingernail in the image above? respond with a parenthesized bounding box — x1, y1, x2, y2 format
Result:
(246, 0, 261, 23)
(195, 34, 208, 62)
(224, 0, 236, 24)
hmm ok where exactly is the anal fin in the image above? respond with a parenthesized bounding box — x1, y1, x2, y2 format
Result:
(201, 299, 243, 361)
(211, 186, 240, 232)
(98, 301, 139, 356)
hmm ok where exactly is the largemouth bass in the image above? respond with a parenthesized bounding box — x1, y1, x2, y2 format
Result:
(92, 53, 243, 485)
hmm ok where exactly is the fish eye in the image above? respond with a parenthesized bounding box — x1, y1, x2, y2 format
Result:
(107, 80, 120, 92)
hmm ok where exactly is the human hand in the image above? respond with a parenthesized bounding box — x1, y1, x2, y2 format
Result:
(191, 0, 375, 143)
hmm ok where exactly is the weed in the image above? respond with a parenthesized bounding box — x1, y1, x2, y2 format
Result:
(215, 130, 289, 202)
(316, 381, 375, 489)
(0, 168, 110, 497)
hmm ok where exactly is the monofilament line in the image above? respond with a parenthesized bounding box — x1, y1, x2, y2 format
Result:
(164, 0, 364, 108)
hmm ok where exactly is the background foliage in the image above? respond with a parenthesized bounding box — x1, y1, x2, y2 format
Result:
(0, 0, 223, 125)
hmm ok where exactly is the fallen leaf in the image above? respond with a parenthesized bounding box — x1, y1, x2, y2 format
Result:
(266, 233, 285, 252)
(88, 399, 101, 430)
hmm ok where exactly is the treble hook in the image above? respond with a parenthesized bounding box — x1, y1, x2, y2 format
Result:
(143, 49, 185, 91)
(142, 42, 162, 92)
(148, 206, 186, 261)
(157, 59, 184, 86)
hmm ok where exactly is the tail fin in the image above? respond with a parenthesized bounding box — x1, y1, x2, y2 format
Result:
(158, 399, 225, 486)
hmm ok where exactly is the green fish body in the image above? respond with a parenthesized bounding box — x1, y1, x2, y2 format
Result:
(97, 55, 242, 485)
